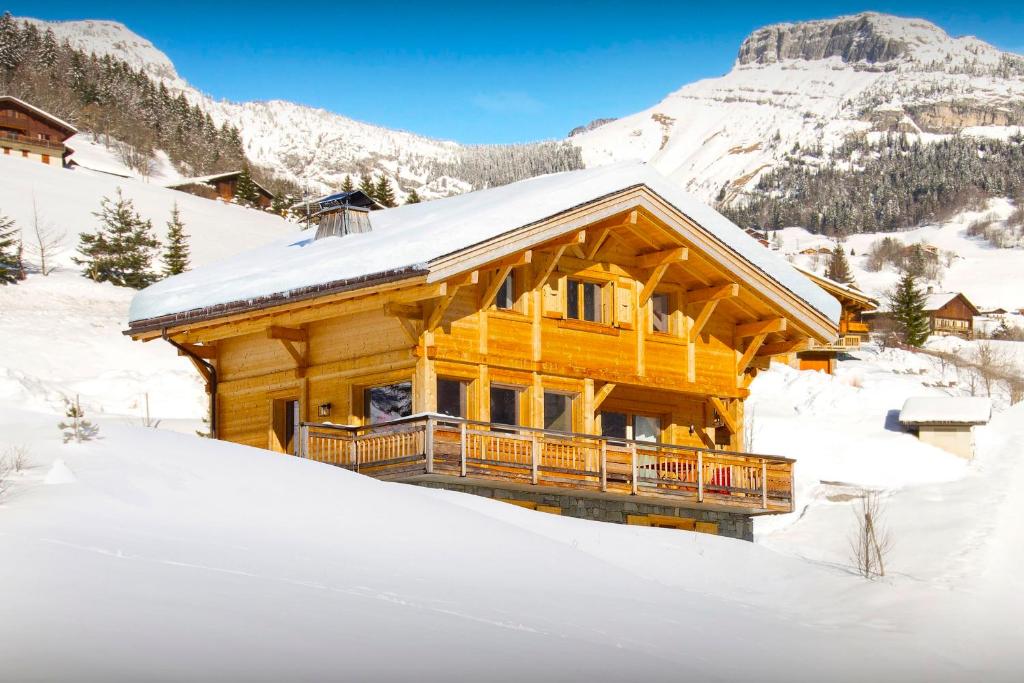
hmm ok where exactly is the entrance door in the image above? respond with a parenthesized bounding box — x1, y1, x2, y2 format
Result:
(272, 398, 301, 454)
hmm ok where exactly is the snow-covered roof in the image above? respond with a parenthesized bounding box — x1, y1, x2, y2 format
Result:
(899, 397, 992, 426)
(795, 267, 878, 309)
(0, 96, 78, 135)
(922, 292, 959, 311)
(166, 171, 274, 198)
(128, 162, 842, 327)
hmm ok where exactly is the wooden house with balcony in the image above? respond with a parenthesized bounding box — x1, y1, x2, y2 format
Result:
(795, 268, 878, 373)
(0, 96, 77, 167)
(922, 292, 978, 339)
(167, 171, 275, 210)
(126, 163, 840, 540)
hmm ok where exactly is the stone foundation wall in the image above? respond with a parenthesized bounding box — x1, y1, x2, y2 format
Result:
(415, 482, 754, 541)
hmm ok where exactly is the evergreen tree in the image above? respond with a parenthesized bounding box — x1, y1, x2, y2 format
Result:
(405, 189, 421, 205)
(74, 190, 160, 289)
(234, 166, 261, 207)
(826, 243, 854, 284)
(162, 203, 190, 277)
(0, 212, 20, 285)
(888, 272, 930, 347)
(340, 175, 354, 193)
(358, 174, 375, 199)
(375, 176, 396, 208)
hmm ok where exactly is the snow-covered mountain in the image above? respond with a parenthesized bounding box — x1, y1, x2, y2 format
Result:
(20, 13, 1024, 203)
(574, 12, 1024, 203)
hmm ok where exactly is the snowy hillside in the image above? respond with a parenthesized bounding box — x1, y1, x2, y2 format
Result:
(22, 12, 1024, 204)
(573, 12, 1024, 202)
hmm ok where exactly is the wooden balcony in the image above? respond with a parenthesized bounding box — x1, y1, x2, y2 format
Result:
(846, 320, 869, 334)
(804, 335, 862, 352)
(301, 415, 795, 515)
(0, 131, 65, 152)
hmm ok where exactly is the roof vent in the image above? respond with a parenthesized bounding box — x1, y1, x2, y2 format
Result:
(314, 205, 372, 240)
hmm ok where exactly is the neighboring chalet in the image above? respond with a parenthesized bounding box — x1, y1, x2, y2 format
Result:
(922, 291, 979, 339)
(167, 171, 275, 209)
(796, 268, 878, 373)
(899, 396, 991, 458)
(126, 163, 840, 540)
(0, 96, 77, 167)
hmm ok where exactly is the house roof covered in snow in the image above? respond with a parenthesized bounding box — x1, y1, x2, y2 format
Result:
(0, 96, 79, 136)
(127, 162, 842, 335)
(899, 397, 992, 426)
(166, 171, 274, 198)
(922, 291, 979, 315)
(796, 267, 878, 311)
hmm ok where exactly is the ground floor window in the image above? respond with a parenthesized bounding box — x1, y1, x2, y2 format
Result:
(543, 391, 574, 432)
(600, 411, 661, 442)
(364, 382, 412, 424)
(490, 385, 521, 426)
(437, 378, 468, 418)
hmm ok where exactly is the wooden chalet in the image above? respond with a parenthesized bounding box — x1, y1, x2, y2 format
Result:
(0, 96, 77, 167)
(922, 292, 979, 339)
(126, 164, 840, 540)
(167, 171, 275, 209)
(796, 268, 878, 373)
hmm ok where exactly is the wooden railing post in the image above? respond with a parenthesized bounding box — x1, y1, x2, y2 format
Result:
(600, 440, 607, 492)
(761, 459, 768, 509)
(459, 421, 467, 477)
(697, 450, 704, 502)
(630, 443, 638, 495)
(531, 433, 539, 485)
(299, 425, 308, 458)
(425, 416, 434, 474)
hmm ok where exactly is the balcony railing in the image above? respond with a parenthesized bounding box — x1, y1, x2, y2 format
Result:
(0, 132, 65, 151)
(300, 414, 794, 514)
(805, 335, 861, 352)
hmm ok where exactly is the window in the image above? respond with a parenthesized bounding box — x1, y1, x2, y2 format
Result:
(436, 378, 467, 418)
(651, 293, 670, 333)
(633, 415, 661, 443)
(600, 411, 628, 440)
(364, 382, 412, 424)
(543, 392, 574, 433)
(566, 279, 602, 322)
(41, 154, 49, 165)
(489, 386, 520, 426)
(600, 411, 661, 443)
(495, 271, 515, 310)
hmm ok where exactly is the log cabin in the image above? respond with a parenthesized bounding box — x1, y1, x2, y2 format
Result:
(796, 268, 878, 373)
(126, 163, 840, 540)
(922, 291, 979, 339)
(167, 171, 275, 210)
(0, 96, 77, 167)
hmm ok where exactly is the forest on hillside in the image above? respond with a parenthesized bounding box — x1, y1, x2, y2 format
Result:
(0, 13, 245, 177)
(721, 132, 1024, 235)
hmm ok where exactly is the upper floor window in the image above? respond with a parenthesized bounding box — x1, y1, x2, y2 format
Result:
(364, 382, 412, 424)
(495, 271, 515, 310)
(490, 385, 522, 427)
(436, 378, 468, 418)
(651, 293, 670, 333)
(566, 279, 602, 323)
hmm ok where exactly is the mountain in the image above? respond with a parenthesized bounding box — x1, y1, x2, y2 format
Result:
(15, 13, 1024, 214)
(572, 13, 1024, 204)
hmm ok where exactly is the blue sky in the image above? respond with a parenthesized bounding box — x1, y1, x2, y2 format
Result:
(8, 1, 1024, 143)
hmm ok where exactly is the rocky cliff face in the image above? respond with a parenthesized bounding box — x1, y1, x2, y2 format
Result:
(737, 14, 911, 65)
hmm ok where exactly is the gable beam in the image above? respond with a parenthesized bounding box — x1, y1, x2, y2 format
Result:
(736, 317, 787, 339)
(585, 227, 612, 260)
(635, 246, 688, 270)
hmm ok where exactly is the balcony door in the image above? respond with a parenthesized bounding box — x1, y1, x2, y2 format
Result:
(600, 411, 661, 443)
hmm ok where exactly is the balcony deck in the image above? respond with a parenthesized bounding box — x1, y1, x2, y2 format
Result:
(301, 415, 794, 515)
(0, 131, 65, 152)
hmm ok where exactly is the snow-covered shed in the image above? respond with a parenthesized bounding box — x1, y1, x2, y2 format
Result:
(899, 396, 992, 458)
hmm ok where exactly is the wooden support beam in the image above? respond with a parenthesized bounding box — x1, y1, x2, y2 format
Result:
(266, 325, 307, 343)
(736, 317, 787, 339)
(185, 355, 212, 386)
(635, 246, 688, 269)
(426, 287, 460, 330)
(532, 244, 569, 289)
(593, 382, 616, 411)
(445, 270, 479, 288)
(176, 343, 216, 359)
(757, 340, 805, 357)
(585, 227, 611, 260)
(479, 264, 514, 311)
(625, 222, 660, 249)
(686, 283, 739, 303)
(695, 427, 716, 450)
(709, 396, 739, 434)
(384, 303, 423, 345)
(639, 262, 670, 306)
(540, 230, 586, 250)
(689, 299, 719, 343)
(278, 339, 304, 368)
(737, 333, 768, 374)
(492, 250, 532, 270)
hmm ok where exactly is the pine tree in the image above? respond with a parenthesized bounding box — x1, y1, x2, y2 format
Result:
(826, 243, 854, 284)
(889, 272, 930, 347)
(405, 189, 421, 205)
(359, 174, 375, 199)
(341, 175, 354, 193)
(162, 203, 190, 277)
(74, 190, 160, 289)
(0, 212, 20, 285)
(59, 394, 99, 443)
(375, 176, 396, 208)
(234, 166, 261, 207)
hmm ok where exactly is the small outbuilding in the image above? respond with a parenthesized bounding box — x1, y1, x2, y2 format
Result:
(899, 396, 992, 458)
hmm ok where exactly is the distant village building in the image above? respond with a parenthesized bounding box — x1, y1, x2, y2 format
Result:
(126, 164, 842, 540)
(796, 268, 878, 373)
(0, 96, 77, 167)
(166, 171, 275, 209)
(899, 396, 991, 458)
(922, 291, 979, 339)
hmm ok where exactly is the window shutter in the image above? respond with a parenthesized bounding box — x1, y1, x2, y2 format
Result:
(616, 278, 634, 329)
(542, 275, 563, 317)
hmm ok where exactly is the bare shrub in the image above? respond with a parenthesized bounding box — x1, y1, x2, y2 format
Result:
(0, 454, 11, 499)
(3, 445, 31, 473)
(850, 490, 893, 579)
(974, 342, 1011, 398)
(116, 142, 157, 178)
(24, 195, 66, 276)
